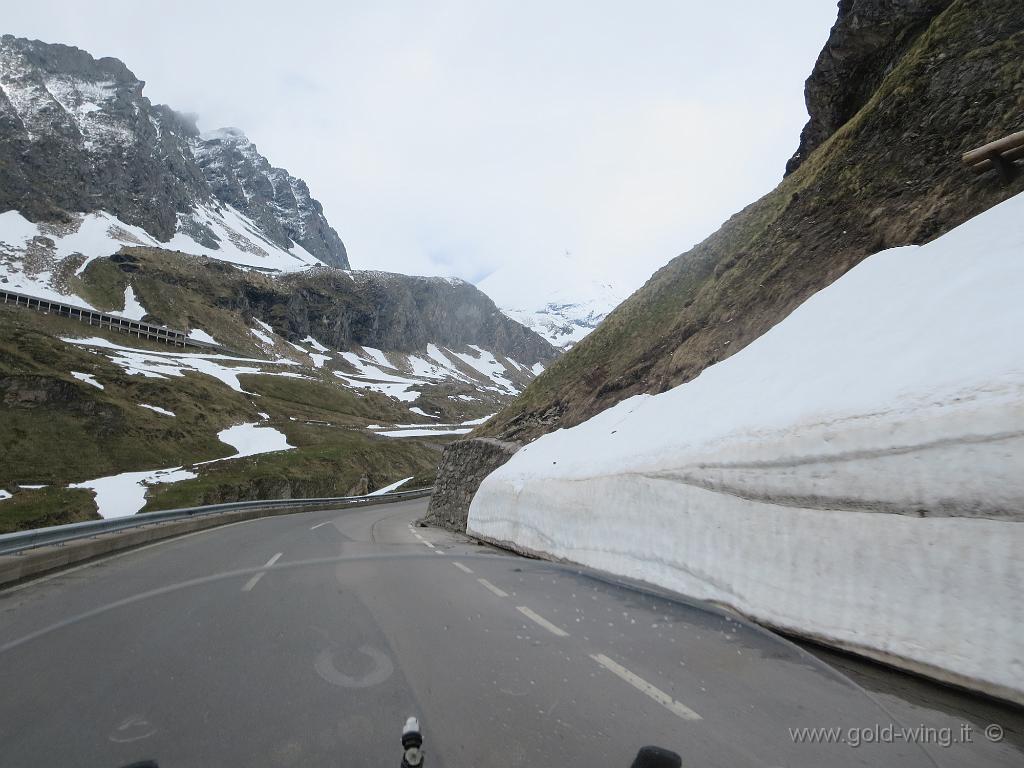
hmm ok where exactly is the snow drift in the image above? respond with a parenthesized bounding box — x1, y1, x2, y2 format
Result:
(468, 193, 1024, 703)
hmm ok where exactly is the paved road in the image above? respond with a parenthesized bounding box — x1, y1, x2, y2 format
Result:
(0, 499, 1020, 767)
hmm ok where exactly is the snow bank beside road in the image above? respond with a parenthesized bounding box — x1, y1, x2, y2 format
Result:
(469, 193, 1024, 702)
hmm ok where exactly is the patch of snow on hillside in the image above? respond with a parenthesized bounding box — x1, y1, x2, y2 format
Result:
(409, 407, 439, 419)
(139, 404, 175, 417)
(360, 346, 392, 368)
(112, 285, 147, 321)
(250, 325, 276, 347)
(168, 203, 322, 273)
(376, 427, 472, 438)
(303, 336, 330, 352)
(0, 490, 11, 502)
(70, 466, 198, 518)
(71, 371, 103, 390)
(188, 328, 219, 344)
(63, 336, 297, 393)
(368, 476, 414, 495)
(215, 423, 294, 459)
(451, 346, 517, 394)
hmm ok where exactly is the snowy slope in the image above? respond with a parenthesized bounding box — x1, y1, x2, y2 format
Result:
(469, 193, 1024, 702)
(0, 204, 323, 308)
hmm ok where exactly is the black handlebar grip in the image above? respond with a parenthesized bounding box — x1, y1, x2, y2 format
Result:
(631, 745, 683, 768)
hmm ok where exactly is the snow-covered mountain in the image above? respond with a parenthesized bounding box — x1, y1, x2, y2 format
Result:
(494, 282, 623, 350)
(0, 35, 348, 270)
(477, 263, 625, 350)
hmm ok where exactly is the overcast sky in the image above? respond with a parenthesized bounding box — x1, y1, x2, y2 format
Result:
(8, 1, 838, 306)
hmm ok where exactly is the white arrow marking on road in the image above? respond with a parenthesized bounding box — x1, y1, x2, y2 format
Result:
(590, 653, 702, 721)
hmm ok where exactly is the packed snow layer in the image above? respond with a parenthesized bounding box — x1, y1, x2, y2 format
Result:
(70, 467, 198, 519)
(470, 193, 1024, 701)
(368, 476, 414, 495)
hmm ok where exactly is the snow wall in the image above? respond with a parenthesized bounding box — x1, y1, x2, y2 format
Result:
(468, 193, 1024, 704)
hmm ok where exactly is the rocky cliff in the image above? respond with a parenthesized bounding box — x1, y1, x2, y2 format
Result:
(435, 0, 1024, 523)
(786, 0, 954, 175)
(113, 252, 557, 364)
(0, 35, 349, 268)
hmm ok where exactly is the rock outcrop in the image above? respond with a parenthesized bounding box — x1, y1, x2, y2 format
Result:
(785, 0, 954, 175)
(194, 129, 348, 267)
(0, 35, 349, 268)
(425, 438, 521, 531)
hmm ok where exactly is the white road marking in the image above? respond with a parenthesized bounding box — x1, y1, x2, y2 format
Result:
(517, 606, 569, 637)
(310, 521, 331, 530)
(413, 533, 425, 541)
(477, 578, 509, 598)
(242, 552, 283, 592)
(452, 562, 474, 574)
(590, 653, 702, 721)
(423, 541, 436, 549)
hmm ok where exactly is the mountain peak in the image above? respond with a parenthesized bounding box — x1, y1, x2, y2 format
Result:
(0, 36, 349, 269)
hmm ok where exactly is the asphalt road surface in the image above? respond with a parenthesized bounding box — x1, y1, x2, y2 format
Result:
(1, 498, 1021, 767)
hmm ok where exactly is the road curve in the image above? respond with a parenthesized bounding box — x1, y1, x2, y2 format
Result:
(0, 498, 1020, 767)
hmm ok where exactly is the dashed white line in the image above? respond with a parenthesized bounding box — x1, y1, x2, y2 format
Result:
(452, 562, 474, 574)
(310, 521, 331, 530)
(413, 533, 425, 541)
(477, 578, 509, 598)
(590, 653, 702, 721)
(423, 541, 436, 549)
(242, 552, 283, 592)
(517, 606, 569, 637)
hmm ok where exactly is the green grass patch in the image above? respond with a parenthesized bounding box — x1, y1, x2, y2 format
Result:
(0, 487, 99, 534)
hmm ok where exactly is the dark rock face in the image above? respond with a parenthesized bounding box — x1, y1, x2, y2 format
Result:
(247, 267, 557, 363)
(0, 35, 349, 268)
(193, 129, 349, 268)
(785, 0, 954, 175)
(425, 437, 521, 531)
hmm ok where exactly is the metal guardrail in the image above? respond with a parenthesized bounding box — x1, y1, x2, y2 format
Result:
(0, 488, 432, 557)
